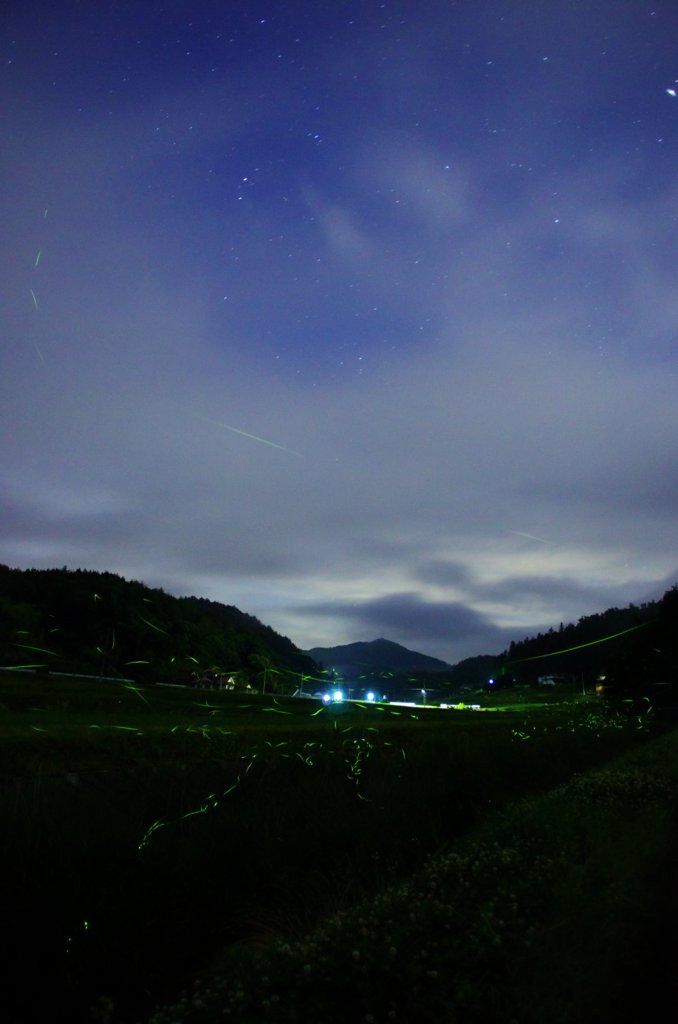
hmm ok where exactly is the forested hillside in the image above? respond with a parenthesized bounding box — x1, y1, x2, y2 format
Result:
(501, 600, 657, 681)
(0, 564, 317, 688)
(2, 564, 675, 704)
(498, 587, 677, 703)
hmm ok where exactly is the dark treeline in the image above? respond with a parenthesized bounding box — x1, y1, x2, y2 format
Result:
(400, 589, 678, 700)
(1, 564, 676, 703)
(0, 564, 317, 689)
(503, 600, 658, 681)
(497, 587, 678, 702)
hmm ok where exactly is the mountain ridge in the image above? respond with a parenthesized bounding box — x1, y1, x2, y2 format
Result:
(305, 637, 453, 676)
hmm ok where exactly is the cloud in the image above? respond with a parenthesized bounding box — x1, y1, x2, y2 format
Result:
(413, 559, 474, 590)
(2, 14, 677, 668)
(297, 591, 517, 663)
(303, 188, 377, 263)
(357, 143, 472, 231)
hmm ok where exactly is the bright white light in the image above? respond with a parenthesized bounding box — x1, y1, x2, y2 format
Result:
(332, 690, 344, 702)
(366, 691, 375, 701)
(322, 693, 331, 703)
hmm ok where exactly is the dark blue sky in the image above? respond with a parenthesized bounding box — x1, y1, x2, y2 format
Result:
(2, 1, 677, 661)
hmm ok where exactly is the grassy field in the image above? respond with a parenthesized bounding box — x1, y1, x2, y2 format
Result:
(0, 672, 668, 1024)
(155, 728, 678, 1024)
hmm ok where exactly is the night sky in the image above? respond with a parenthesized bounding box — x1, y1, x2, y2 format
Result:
(2, 0, 677, 663)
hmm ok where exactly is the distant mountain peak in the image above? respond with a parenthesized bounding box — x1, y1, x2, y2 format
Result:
(306, 638, 452, 675)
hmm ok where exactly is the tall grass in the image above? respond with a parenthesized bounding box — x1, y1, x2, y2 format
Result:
(0, 680, 661, 1024)
(146, 729, 678, 1024)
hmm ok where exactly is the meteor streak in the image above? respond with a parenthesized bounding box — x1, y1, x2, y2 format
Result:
(194, 414, 302, 456)
(508, 530, 551, 544)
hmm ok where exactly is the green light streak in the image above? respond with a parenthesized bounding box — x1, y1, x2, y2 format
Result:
(0, 663, 47, 670)
(508, 621, 649, 664)
(138, 615, 168, 635)
(12, 642, 58, 656)
(121, 682, 150, 705)
(136, 707, 420, 854)
(139, 819, 168, 850)
(194, 414, 302, 456)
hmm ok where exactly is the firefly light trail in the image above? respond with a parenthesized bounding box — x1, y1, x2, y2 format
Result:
(507, 621, 649, 664)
